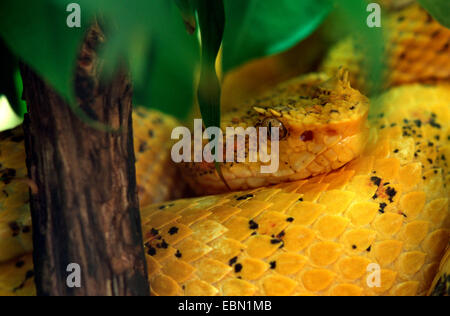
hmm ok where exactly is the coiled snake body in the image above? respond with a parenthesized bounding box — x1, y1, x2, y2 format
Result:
(0, 1, 449, 296)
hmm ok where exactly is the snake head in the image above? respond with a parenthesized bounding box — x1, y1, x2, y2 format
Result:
(184, 72, 370, 195)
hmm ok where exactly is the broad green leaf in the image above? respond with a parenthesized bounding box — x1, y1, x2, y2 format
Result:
(0, 0, 115, 130)
(0, 0, 88, 103)
(77, 0, 199, 119)
(417, 0, 450, 28)
(221, 0, 332, 73)
(133, 4, 199, 119)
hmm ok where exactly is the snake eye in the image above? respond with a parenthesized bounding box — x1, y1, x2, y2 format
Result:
(261, 118, 287, 140)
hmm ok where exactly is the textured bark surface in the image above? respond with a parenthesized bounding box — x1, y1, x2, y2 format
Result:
(20, 25, 149, 296)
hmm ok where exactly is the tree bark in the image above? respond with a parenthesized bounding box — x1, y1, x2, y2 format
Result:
(20, 25, 149, 296)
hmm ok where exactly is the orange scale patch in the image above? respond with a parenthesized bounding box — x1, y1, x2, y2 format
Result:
(151, 274, 182, 296)
(254, 211, 289, 236)
(143, 212, 181, 230)
(399, 191, 426, 220)
(159, 223, 192, 245)
(297, 183, 329, 202)
(223, 216, 254, 241)
(194, 258, 232, 284)
(329, 284, 363, 296)
(234, 257, 269, 281)
(345, 175, 378, 201)
(338, 256, 371, 281)
(400, 221, 430, 248)
(398, 163, 423, 191)
(370, 270, 397, 294)
(245, 235, 281, 259)
(346, 202, 379, 226)
(251, 188, 281, 202)
(422, 198, 448, 227)
(286, 202, 325, 226)
(177, 208, 212, 226)
(341, 229, 377, 253)
(422, 170, 445, 200)
(266, 193, 303, 213)
(373, 158, 400, 180)
(279, 180, 308, 193)
(161, 258, 196, 283)
(323, 170, 356, 190)
(221, 278, 257, 296)
(238, 200, 272, 219)
(141, 201, 190, 218)
(369, 139, 390, 159)
(146, 255, 162, 278)
(283, 225, 316, 252)
(190, 220, 228, 244)
(208, 237, 246, 264)
(313, 215, 349, 240)
(396, 251, 427, 276)
(175, 238, 212, 263)
(301, 269, 336, 292)
(372, 240, 404, 267)
(261, 274, 298, 296)
(372, 213, 404, 237)
(208, 205, 242, 223)
(319, 190, 355, 215)
(345, 155, 374, 175)
(422, 229, 450, 260)
(390, 281, 420, 296)
(184, 279, 219, 296)
(308, 241, 343, 267)
(268, 253, 307, 276)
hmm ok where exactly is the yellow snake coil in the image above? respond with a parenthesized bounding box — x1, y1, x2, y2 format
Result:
(0, 1, 449, 296)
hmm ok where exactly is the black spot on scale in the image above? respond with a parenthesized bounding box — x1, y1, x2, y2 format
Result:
(236, 194, 254, 201)
(370, 176, 382, 187)
(270, 261, 277, 269)
(168, 227, 179, 235)
(147, 246, 156, 256)
(249, 220, 259, 230)
(229, 256, 238, 266)
(234, 264, 243, 273)
(379, 203, 387, 214)
(386, 187, 397, 203)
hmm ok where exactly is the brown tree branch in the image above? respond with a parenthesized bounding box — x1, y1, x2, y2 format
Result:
(20, 24, 149, 296)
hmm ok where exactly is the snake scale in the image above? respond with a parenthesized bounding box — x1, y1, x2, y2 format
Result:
(0, 1, 449, 296)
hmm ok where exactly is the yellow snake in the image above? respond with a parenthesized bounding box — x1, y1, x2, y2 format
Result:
(0, 1, 449, 296)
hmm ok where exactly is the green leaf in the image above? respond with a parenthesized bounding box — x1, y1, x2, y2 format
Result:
(0, 39, 26, 117)
(78, 0, 199, 119)
(417, 0, 450, 28)
(0, 0, 88, 103)
(221, 0, 332, 73)
(332, 0, 385, 95)
(194, 0, 225, 130)
(193, 0, 228, 184)
(175, 0, 197, 34)
(0, 1, 114, 131)
(133, 4, 200, 119)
